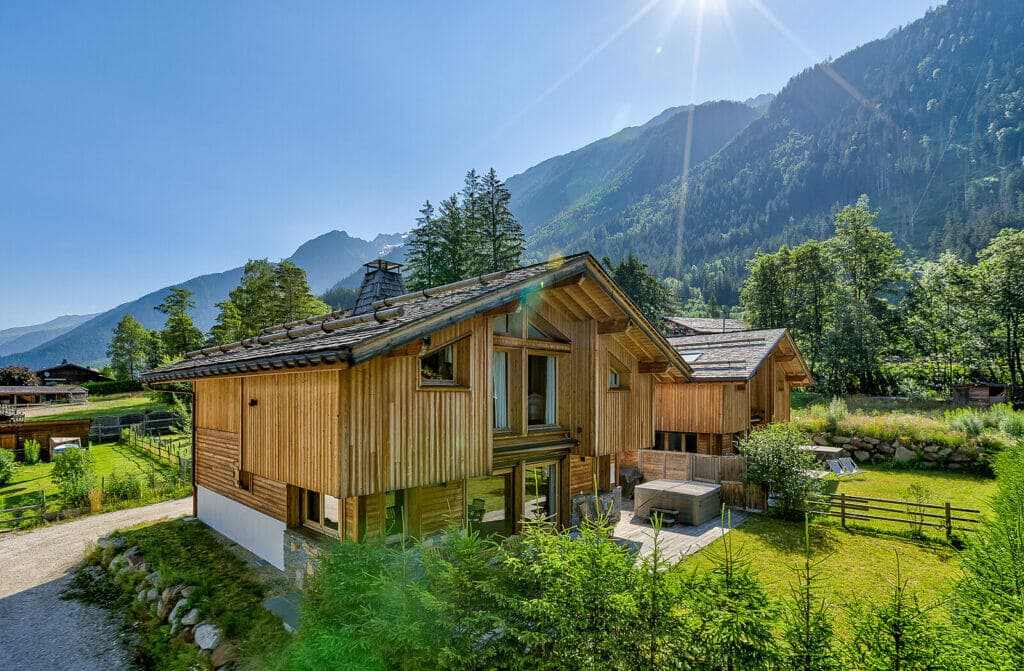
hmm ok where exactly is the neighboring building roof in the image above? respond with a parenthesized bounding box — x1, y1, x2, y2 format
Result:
(142, 253, 693, 382)
(664, 316, 747, 336)
(0, 385, 86, 395)
(34, 359, 112, 382)
(668, 328, 813, 385)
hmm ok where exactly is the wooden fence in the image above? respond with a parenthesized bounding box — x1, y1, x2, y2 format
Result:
(805, 492, 982, 539)
(0, 492, 46, 529)
(637, 450, 767, 511)
(124, 425, 192, 476)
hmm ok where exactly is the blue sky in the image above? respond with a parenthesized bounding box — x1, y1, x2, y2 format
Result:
(0, 0, 938, 328)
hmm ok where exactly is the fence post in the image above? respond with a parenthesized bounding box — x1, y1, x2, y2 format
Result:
(945, 501, 952, 540)
(101, 476, 105, 494)
(840, 492, 847, 529)
(40, 490, 46, 512)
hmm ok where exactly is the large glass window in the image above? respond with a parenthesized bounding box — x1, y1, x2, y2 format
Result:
(493, 312, 523, 336)
(493, 351, 509, 430)
(467, 472, 514, 537)
(527, 355, 557, 426)
(524, 463, 558, 523)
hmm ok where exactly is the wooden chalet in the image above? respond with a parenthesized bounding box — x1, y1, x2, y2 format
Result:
(34, 359, 112, 385)
(142, 254, 691, 571)
(654, 329, 812, 455)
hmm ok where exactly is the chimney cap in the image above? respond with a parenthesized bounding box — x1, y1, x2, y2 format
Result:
(363, 259, 402, 272)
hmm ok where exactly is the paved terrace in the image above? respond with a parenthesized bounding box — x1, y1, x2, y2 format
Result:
(612, 499, 750, 564)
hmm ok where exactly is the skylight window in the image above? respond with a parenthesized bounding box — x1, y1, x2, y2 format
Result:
(682, 353, 702, 364)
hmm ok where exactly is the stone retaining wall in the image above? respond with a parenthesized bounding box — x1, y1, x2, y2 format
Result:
(809, 433, 985, 469)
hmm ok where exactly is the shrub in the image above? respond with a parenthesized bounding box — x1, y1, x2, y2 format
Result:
(81, 379, 143, 395)
(945, 408, 986, 437)
(51, 448, 97, 507)
(104, 471, 143, 501)
(993, 405, 1024, 439)
(741, 423, 823, 519)
(823, 397, 848, 433)
(0, 448, 16, 486)
(22, 439, 41, 465)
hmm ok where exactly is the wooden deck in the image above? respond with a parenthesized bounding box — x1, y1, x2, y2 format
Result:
(613, 499, 750, 565)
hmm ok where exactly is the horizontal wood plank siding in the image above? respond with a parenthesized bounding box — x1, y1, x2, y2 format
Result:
(195, 427, 287, 520)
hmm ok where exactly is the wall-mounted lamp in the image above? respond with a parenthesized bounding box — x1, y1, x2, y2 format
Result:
(249, 399, 258, 407)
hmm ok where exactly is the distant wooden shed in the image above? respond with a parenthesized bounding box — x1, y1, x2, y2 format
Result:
(0, 385, 88, 405)
(952, 383, 1009, 409)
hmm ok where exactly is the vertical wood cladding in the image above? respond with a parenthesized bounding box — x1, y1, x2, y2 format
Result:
(195, 378, 240, 433)
(344, 317, 492, 498)
(241, 370, 340, 494)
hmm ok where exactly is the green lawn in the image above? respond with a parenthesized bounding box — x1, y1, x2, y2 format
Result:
(675, 465, 996, 626)
(0, 440, 181, 517)
(28, 393, 168, 422)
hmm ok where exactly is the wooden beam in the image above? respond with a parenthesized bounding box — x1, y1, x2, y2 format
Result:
(481, 300, 521, 318)
(598, 319, 632, 334)
(775, 354, 797, 363)
(549, 273, 586, 289)
(544, 290, 587, 321)
(638, 361, 670, 374)
(785, 374, 809, 383)
(386, 340, 426, 357)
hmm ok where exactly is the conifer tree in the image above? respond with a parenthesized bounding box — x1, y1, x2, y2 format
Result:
(405, 200, 442, 291)
(208, 300, 243, 345)
(435, 194, 471, 285)
(781, 519, 838, 671)
(474, 168, 524, 274)
(604, 254, 676, 328)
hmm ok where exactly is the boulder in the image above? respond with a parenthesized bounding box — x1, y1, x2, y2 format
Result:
(145, 570, 162, 587)
(146, 588, 159, 603)
(850, 438, 869, 449)
(923, 444, 940, 453)
(812, 435, 830, 446)
(98, 535, 127, 551)
(171, 627, 194, 646)
(937, 447, 954, 459)
(124, 547, 144, 567)
(134, 562, 151, 575)
(853, 450, 871, 463)
(194, 623, 223, 651)
(863, 437, 880, 445)
(181, 608, 201, 626)
(108, 554, 126, 573)
(894, 445, 916, 463)
(831, 435, 851, 444)
(211, 643, 237, 669)
(877, 443, 895, 455)
(137, 589, 147, 603)
(181, 586, 196, 599)
(169, 599, 189, 626)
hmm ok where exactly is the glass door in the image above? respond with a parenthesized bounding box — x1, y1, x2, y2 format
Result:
(523, 462, 558, 523)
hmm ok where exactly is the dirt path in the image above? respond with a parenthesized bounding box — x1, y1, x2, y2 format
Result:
(0, 497, 192, 671)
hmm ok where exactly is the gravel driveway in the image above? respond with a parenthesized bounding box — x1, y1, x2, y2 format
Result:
(0, 498, 192, 671)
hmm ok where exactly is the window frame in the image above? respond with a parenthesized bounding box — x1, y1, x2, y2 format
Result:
(607, 354, 631, 391)
(301, 488, 341, 537)
(419, 335, 471, 389)
(527, 353, 558, 428)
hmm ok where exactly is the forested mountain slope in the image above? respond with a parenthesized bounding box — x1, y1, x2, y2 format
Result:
(524, 0, 1024, 303)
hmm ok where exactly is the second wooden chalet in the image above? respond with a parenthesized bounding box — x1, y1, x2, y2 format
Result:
(654, 328, 812, 455)
(143, 254, 690, 575)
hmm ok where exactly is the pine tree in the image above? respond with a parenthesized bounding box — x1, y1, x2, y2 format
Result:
(781, 518, 838, 671)
(154, 287, 204, 359)
(405, 200, 442, 291)
(107, 314, 153, 380)
(474, 168, 524, 274)
(435, 194, 471, 285)
(604, 254, 676, 328)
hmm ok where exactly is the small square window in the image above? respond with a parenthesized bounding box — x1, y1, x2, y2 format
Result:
(421, 345, 454, 382)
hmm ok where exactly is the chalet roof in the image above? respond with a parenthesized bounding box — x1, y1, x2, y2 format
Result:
(667, 328, 813, 385)
(34, 360, 103, 374)
(664, 316, 747, 335)
(0, 385, 86, 395)
(142, 253, 693, 383)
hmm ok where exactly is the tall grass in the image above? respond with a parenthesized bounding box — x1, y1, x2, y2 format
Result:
(945, 408, 986, 437)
